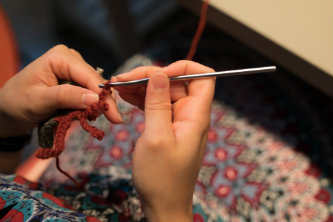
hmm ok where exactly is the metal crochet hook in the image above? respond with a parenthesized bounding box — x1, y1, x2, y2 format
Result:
(98, 66, 276, 88)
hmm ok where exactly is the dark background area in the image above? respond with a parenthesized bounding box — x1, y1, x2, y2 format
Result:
(1, 0, 332, 178)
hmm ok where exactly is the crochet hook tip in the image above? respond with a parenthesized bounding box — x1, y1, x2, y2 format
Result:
(98, 84, 105, 88)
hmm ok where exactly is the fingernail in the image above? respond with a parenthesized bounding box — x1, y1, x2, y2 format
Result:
(82, 93, 99, 107)
(151, 72, 168, 90)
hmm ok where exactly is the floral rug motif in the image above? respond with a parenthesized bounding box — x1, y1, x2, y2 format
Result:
(40, 53, 333, 222)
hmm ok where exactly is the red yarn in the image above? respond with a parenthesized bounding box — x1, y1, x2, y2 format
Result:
(36, 83, 111, 159)
(55, 156, 81, 187)
(185, 0, 209, 60)
(35, 0, 210, 185)
(35, 82, 112, 186)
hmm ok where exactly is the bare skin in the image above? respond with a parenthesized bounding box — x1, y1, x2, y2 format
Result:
(114, 61, 216, 221)
(0, 45, 216, 221)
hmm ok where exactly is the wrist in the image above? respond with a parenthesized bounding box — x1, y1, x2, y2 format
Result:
(0, 133, 32, 151)
(0, 110, 32, 137)
(143, 203, 193, 222)
(145, 212, 193, 222)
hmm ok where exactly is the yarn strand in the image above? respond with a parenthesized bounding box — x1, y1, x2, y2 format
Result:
(185, 0, 209, 60)
(35, 0, 210, 186)
(56, 156, 81, 187)
(35, 82, 112, 186)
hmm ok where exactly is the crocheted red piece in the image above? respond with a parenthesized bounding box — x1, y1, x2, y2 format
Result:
(36, 82, 111, 159)
(35, 82, 112, 186)
(34, 0, 209, 186)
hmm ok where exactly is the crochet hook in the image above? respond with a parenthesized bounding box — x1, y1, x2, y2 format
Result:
(98, 66, 276, 88)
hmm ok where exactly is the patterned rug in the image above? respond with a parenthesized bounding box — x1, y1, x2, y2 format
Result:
(38, 49, 332, 221)
(37, 13, 333, 222)
(0, 8, 331, 222)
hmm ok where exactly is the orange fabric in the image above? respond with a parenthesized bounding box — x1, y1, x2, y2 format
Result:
(0, 5, 19, 87)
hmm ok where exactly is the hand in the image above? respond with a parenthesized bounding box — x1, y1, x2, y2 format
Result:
(0, 44, 122, 138)
(114, 61, 215, 221)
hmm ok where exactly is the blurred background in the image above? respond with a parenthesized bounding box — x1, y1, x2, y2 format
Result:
(1, 0, 180, 74)
(0, 0, 332, 221)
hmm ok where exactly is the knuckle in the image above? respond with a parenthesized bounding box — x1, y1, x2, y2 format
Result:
(24, 102, 37, 120)
(23, 94, 41, 122)
(69, 48, 82, 57)
(55, 84, 71, 108)
(174, 60, 215, 73)
(207, 67, 215, 72)
(45, 45, 69, 65)
(51, 44, 69, 53)
(176, 59, 188, 64)
(145, 101, 171, 111)
(146, 137, 169, 150)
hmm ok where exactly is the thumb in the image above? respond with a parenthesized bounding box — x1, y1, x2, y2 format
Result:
(45, 84, 99, 110)
(144, 72, 173, 136)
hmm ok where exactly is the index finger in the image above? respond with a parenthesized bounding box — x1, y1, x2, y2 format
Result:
(115, 66, 161, 82)
(160, 60, 216, 107)
(44, 45, 105, 93)
(44, 45, 122, 123)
